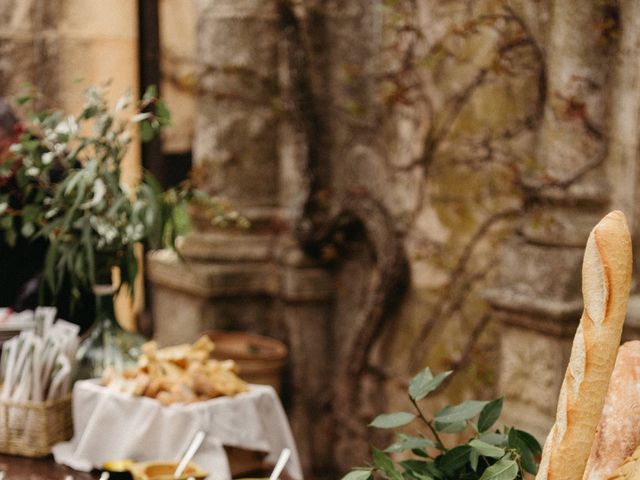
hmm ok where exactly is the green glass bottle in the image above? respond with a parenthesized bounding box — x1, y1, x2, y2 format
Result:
(75, 285, 146, 380)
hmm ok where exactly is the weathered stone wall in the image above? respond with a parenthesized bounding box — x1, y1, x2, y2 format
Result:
(152, 0, 554, 475)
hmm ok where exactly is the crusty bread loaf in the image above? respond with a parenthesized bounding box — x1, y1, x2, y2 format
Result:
(584, 341, 640, 480)
(536, 211, 633, 480)
(607, 445, 640, 480)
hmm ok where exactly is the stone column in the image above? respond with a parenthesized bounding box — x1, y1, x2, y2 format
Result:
(147, 1, 335, 475)
(278, 241, 334, 474)
(486, 1, 610, 441)
(149, 0, 283, 340)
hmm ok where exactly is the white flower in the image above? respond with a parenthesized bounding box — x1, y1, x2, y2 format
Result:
(131, 112, 151, 123)
(0, 203, 7, 215)
(26, 167, 40, 176)
(115, 93, 131, 112)
(8, 144, 21, 153)
(21, 222, 35, 238)
(82, 178, 106, 209)
(41, 152, 55, 165)
(55, 116, 78, 136)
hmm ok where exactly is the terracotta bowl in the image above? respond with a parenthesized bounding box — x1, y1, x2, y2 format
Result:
(129, 461, 208, 480)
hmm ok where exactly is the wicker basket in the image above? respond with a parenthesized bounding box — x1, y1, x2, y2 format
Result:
(0, 395, 72, 457)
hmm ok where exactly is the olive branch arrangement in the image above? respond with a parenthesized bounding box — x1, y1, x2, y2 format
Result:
(342, 367, 541, 480)
(0, 84, 241, 305)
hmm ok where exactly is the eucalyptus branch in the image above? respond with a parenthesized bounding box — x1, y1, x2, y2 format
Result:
(410, 397, 447, 452)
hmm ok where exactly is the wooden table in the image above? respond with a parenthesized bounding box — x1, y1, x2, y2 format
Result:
(0, 454, 98, 479)
(0, 452, 276, 479)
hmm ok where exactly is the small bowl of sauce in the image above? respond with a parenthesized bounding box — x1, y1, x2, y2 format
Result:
(129, 461, 208, 480)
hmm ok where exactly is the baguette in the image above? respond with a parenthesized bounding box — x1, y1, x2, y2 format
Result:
(536, 211, 633, 480)
(584, 341, 640, 480)
(607, 446, 640, 480)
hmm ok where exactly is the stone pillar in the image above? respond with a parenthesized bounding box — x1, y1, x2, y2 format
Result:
(148, 0, 283, 337)
(486, 1, 610, 441)
(193, 0, 280, 216)
(148, 1, 335, 475)
(279, 241, 334, 475)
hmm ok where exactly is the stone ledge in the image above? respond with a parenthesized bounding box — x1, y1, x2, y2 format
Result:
(485, 287, 582, 336)
(520, 206, 605, 247)
(281, 266, 334, 302)
(147, 249, 335, 302)
(179, 231, 276, 262)
(147, 250, 279, 297)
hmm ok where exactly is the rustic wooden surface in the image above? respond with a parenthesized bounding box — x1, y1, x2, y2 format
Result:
(0, 454, 98, 479)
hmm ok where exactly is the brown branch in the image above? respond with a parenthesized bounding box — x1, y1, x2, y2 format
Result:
(437, 312, 492, 391)
(407, 207, 520, 370)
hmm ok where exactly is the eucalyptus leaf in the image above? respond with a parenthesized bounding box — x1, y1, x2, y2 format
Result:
(478, 456, 518, 480)
(370, 412, 417, 429)
(507, 429, 538, 474)
(373, 448, 403, 480)
(434, 400, 489, 424)
(469, 449, 479, 472)
(468, 439, 504, 458)
(478, 398, 503, 432)
(511, 428, 542, 456)
(409, 368, 452, 401)
(385, 434, 435, 453)
(477, 432, 507, 447)
(400, 461, 443, 480)
(341, 470, 373, 480)
(435, 445, 471, 474)
(434, 420, 467, 433)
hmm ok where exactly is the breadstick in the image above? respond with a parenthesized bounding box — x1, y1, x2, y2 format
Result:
(584, 341, 640, 480)
(536, 211, 633, 480)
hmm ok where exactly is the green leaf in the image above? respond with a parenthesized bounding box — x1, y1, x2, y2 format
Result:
(16, 94, 31, 105)
(468, 439, 505, 458)
(478, 398, 503, 432)
(478, 432, 507, 447)
(373, 448, 403, 480)
(370, 412, 417, 429)
(341, 470, 373, 480)
(511, 428, 541, 456)
(433, 420, 466, 433)
(434, 400, 489, 424)
(409, 368, 452, 401)
(44, 245, 58, 292)
(507, 429, 538, 474)
(143, 84, 158, 100)
(400, 461, 443, 480)
(435, 445, 471, 474)
(478, 456, 518, 480)
(469, 449, 479, 471)
(140, 120, 155, 142)
(385, 434, 434, 454)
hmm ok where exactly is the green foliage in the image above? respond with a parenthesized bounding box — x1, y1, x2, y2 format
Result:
(0, 84, 242, 303)
(341, 367, 541, 480)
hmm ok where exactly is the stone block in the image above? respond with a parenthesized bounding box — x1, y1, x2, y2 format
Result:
(499, 323, 572, 440)
(490, 238, 584, 304)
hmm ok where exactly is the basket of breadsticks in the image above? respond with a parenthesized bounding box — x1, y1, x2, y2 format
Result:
(100, 335, 248, 404)
(0, 308, 78, 456)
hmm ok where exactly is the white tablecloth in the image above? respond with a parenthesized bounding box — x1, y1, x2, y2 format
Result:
(52, 381, 303, 480)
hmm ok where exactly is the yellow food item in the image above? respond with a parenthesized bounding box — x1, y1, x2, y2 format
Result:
(101, 335, 248, 404)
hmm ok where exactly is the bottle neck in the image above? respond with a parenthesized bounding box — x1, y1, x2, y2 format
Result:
(92, 284, 116, 326)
